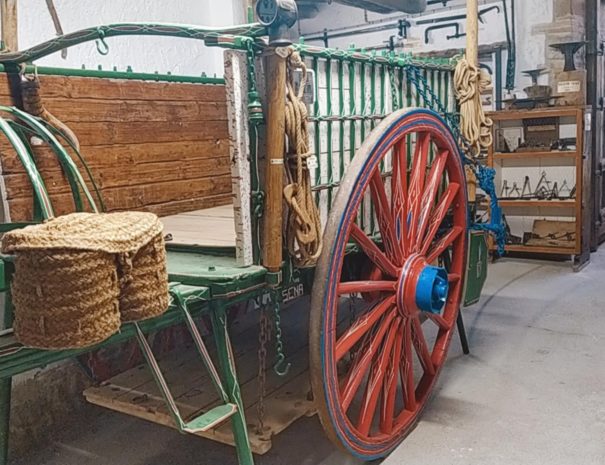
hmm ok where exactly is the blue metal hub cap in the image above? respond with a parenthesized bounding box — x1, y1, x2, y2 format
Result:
(415, 265, 449, 314)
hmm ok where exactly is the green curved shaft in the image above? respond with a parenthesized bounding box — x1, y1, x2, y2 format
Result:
(45, 125, 106, 212)
(0, 22, 266, 65)
(0, 117, 54, 219)
(1, 107, 99, 213)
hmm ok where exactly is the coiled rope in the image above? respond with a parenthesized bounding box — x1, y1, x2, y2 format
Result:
(454, 57, 493, 155)
(283, 49, 322, 268)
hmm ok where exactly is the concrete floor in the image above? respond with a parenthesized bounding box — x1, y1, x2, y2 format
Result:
(15, 250, 605, 465)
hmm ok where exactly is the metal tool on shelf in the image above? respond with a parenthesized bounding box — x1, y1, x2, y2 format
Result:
(549, 41, 585, 72)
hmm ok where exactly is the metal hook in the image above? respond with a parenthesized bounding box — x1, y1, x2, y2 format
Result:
(273, 354, 291, 377)
(95, 28, 109, 56)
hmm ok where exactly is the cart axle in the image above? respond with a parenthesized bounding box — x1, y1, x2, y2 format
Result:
(397, 254, 450, 316)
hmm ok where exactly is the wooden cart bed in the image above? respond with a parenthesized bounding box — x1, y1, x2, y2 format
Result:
(161, 204, 236, 248)
(84, 300, 315, 455)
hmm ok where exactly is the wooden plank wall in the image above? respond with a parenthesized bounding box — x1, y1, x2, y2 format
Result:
(0, 74, 232, 221)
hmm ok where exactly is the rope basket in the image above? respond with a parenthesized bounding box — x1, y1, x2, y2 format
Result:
(2, 212, 169, 349)
(11, 249, 120, 349)
(118, 233, 169, 322)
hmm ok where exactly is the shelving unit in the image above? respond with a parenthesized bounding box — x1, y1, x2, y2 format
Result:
(487, 107, 585, 262)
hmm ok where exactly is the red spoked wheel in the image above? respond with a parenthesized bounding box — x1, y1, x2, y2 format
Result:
(310, 108, 468, 460)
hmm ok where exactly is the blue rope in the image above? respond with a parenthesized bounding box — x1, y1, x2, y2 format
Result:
(470, 163, 506, 255)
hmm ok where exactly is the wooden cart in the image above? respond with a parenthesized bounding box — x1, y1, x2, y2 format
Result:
(0, 10, 499, 465)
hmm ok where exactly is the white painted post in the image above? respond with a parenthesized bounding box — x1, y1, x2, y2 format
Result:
(224, 50, 254, 265)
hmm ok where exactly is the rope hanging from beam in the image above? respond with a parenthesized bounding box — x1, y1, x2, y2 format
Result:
(283, 48, 322, 268)
(454, 57, 493, 154)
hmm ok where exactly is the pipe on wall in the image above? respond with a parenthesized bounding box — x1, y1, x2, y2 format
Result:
(301, 0, 427, 14)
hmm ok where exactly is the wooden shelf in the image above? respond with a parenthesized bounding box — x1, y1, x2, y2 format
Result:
(498, 200, 576, 208)
(493, 151, 577, 160)
(487, 107, 581, 121)
(487, 106, 585, 260)
(491, 244, 576, 255)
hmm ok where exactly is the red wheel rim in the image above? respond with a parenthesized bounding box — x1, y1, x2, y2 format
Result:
(310, 109, 468, 459)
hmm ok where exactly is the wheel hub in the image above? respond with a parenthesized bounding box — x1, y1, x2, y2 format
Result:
(396, 254, 449, 316)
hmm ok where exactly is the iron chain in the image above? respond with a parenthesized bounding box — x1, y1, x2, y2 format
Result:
(255, 304, 271, 434)
(389, 64, 399, 112)
(272, 297, 290, 377)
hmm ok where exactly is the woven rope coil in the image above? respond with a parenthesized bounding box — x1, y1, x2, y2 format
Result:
(11, 250, 121, 349)
(3, 212, 169, 349)
(2, 211, 163, 254)
(119, 233, 169, 322)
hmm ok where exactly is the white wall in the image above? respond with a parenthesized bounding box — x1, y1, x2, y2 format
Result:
(17, 0, 247, 76)
(298, 0, 554, 95)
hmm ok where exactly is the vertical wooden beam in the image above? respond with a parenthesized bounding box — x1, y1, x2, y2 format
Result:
(0, 0, 17, 52)
(224, 50, 254, 266)
(262, 50, 286, 273)
(466, 0, 479, 66)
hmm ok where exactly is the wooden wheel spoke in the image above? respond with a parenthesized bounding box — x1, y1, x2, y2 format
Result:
(370, 170, 402, 264)
(391, 139, 409, 256)
(420, 182, 460, 256)
(414, 150, 448, 252)
(426, 226, 464, 264)
(357, 319, 399, 436)
(336, 296, 396, 360)
(400, 318, 417, 411)
(406, 132, 430, 247)
(350, 223, 399, 278)
(341, 309, 397, 411)
(311, 111, 470, 457)
(380, 317, 404, 434)
(338, 280, 396, 295)
(411, 317, 436, 376)
(426, 313, 450, 331)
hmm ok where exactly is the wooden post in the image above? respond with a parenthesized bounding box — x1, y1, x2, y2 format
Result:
(262, 49, 286, 273)
(0, 0, 17, 52)
(466, 0, 479, 66)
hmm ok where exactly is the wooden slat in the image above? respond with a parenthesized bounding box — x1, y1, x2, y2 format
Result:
(99, 175, 232, 210)
(0, 75, 227, 102)
(144, 195, 232, 218)
(67, 120, 229, 146)
(3, 156, 231, 199)
(7, 191, 233, 221)
(44, 75, 226, 102)
(0, 140, 230, 172)
(43, 98, 228, 123)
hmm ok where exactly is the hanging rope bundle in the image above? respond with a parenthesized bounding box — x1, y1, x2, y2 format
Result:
(21, 71, 81, 151)
(283, 49, 322, 268)
(454, 57, 493, 155)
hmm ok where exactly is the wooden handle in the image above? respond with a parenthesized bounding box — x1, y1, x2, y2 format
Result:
(1, 0, 18, 52)
(262, 50, 287, 273)
(466, 0, 479, 66)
